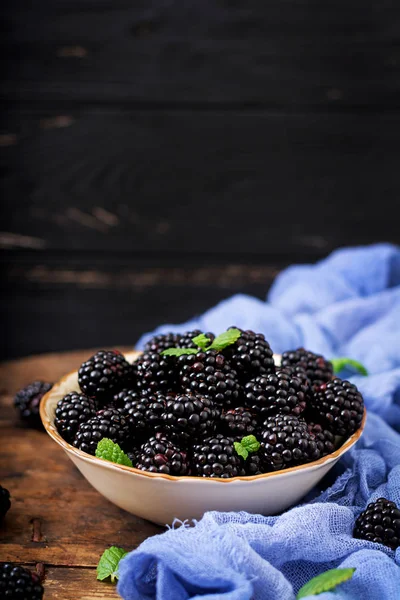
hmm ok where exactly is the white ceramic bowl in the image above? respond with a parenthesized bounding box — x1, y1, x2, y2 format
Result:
(40, 351, 366, 526)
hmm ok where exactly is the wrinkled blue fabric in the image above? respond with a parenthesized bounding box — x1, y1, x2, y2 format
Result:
(118, 244, 400, 600)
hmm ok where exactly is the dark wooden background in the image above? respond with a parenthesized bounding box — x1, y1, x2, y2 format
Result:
(1, 0, 399, 360)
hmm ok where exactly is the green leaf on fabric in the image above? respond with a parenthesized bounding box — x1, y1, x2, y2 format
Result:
(297, 568, 356, 599)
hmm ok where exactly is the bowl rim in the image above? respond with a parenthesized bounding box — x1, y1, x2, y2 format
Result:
(40, 352, 367, 484)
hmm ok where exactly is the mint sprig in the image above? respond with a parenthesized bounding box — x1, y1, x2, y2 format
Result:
(161, 327, 242, 357)
(191, 333, 212, 350)
(331, 358, 368, 376)
(297, 568, 356, 599)
(95, 438, 133, 468)
(234, 435, 261, 461)
(97, 546, 128, 583)
(207, 328, 242, 352)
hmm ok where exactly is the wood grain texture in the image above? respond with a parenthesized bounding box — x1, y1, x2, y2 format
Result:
(2, 0, 400, 107)
(0, 349, 160, 600)
(1, 109, 399, 255)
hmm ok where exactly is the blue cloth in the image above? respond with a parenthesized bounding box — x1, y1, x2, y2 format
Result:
(118, 244, 400, 600)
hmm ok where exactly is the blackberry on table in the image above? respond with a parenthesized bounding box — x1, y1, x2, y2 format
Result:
(191, 434, 245, 478)
(73, 408, 130, 455)
(134, 351, 177, 394)
(220, 406, 258, 438)
(179, 349, 241, 408)
(14, 381, 53, 428)
(244, 370, 307, 418)
(260, 414, 320, 471)
(353, 498, 400, 550)
(162, 392, 218, 446)
(223, 328, 275, 381)
(309, 378, 364, 436)
(307, 422, 336, 457)
(0, 563, 44, 600)
(54, 392, 97, 443)
(281, 348, 333, 387)
(78, 350, 132, 400)
(136, 433, 189, 475)
(144, 332, 182, 354)
(0, 485, 11, 519)
(116, 389, 166, 439)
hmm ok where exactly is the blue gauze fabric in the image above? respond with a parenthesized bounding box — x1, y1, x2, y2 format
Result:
(118, 244, 400, 600)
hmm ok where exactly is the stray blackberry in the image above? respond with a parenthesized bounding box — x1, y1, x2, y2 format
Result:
(260, 414, 320, 471)
(54, 392, 97, 443)
(223, 328, 275, 381)
(0, 485, 11, 519)
(179, 349, 241, 408)
(244, 370, 307, 418)
(192, 434, 245, 478)
(220, 406, 258, 438)
(14, 381, 53, 428)
(78, 350, 132, 400)
(136, 434, 189, 475)
(281, 348, 333, 387)
(179, 329, 215, 348)
(0, 563, 44, 599)
(162, 392, 218, 446)
(307, 422, 336, 457)
(134, 351, 177, 393)
(116, 389, 166, 440)
(309, 378, 364, 436)
(74, 408, 130, 455)
(353, 498, 400, 550)
(144, 332, 182, 354)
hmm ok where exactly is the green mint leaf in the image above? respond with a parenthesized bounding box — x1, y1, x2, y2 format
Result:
(208, 328, 242, 352)
(240, 435, 261, 454)
(97, 546, 128, 583)
(192, 333, 212, 350)
(331, 358, 368, 376)
(234, 441, 249, 460)
(161, 347, 198, 357)
(297, 568, 356, 599)
(95, 438, 133, 468)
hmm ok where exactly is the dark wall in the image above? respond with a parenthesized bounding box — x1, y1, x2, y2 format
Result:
(1, 1, 399, 359)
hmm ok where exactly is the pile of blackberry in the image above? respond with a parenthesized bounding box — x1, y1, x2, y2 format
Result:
(55, 334, 365, 478)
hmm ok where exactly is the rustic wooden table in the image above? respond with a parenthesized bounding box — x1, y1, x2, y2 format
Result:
(0, 349, 161, 599)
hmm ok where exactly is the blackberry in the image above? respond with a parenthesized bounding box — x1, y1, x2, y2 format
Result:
(14, 381, 53, 428)
(116, 389, 166, 440)
(260, 414, 320, 471)
(191, 434, 245, 478)
(179, 349, 241, 408)
(309, 378, 364, 436)
(0, 485, 11, 519)
(78, 350, 132, 400)
(127, 448, 140, 467)
(136, 434, 189, 475)
(220, 406, 258, 437)
(144, 332, 182, 354)
(244, 453, 269, 476)
(307, 422, 336, 457)
(54, 392, 97, 443)
(244, 370, 307, 418)
(162, 392, 218, 446)
(281, 348, 333, 387)
(134, 351, 177, 393)
(353, 498, 400, 550)
(74, 408, 130, 455)
(0, 563, 44, 599)
(179, 329, 215, 348)
(223, 328, 275, 381)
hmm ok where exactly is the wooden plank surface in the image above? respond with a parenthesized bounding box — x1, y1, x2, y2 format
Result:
(1, 109, 399, 254)
(0, 349, 161, 599)
(2, 0, 400, 107)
